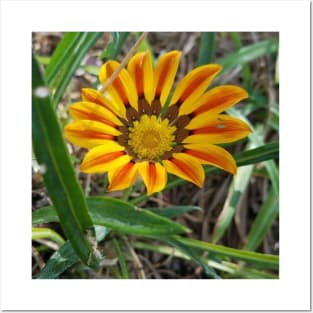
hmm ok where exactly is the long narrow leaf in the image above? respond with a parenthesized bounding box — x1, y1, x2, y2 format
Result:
(32, 197, 189, 236)
(212, 164, 254, 243)
(218, 38, 279, 74)
(99, 32, 130, 60)
(32, 227, 65, 246)
(170, 236, 279, 270)
(45, 32, 83, 83)
(32, 53, 99, 268)
(36, 242, 79, 279)
(197, 32, 216, 66)
(147, 205, 202, 219)
(49, 32, 102, 107)
(164, 237, 220, 279)
(230, 32, 252, 92)
(244, 188, 279, 251)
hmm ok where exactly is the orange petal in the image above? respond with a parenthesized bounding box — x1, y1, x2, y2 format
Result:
(138, 161, 167, 195)
(184, 143, 237, 174)
(127, 51, 154, 103)
(154, 50, 181, 106)
(64, 120, 120, 148)
(184, 114, 252, 144)
(169, 64, 222, 109)
(163, 153, 204, 188)
(80, 142, 130, 173)
(108, 161, 139, 192)
(81, 88, 118, 113)
(99, 60, 138, 110)
(69, 101, 123, 127)
(179, 85, 248, 116)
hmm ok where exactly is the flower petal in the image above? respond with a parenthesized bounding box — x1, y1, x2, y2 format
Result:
(127, 51, 154, 103)
(138, 161, 167, 195)
(80, 142, 130, 173)
(179, 85, 248, 116)
(81, 88, 121, 116)
(184, 143, 237, 174)
(154, 50, 181, 106)
(69, 101, 123, 126)
(64, 120, 121, 148)
(108, 161, 139, 192)
(99, 60, 138, 110)
(169, 64, 222, 109)
(184, 114, 252, 144)
(163, 153, 204, 188)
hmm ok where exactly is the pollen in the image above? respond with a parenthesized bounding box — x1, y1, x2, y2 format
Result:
(128, 115, 176, 161)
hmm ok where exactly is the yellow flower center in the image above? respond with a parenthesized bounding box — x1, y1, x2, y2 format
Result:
(128, 114, 176, 161)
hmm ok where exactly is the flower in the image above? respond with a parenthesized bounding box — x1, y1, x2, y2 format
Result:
(64, 50, 251, 195)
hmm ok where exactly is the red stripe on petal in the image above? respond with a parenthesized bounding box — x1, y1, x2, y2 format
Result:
(107, 63, 129, 105)
(81, 151, 125, 170)
(170, 157, 202, 187)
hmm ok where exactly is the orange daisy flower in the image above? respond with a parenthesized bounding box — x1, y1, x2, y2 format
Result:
(64, 50, 251, 195)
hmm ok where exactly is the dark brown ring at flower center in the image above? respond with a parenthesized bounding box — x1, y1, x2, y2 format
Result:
(116, 97, 191, 161)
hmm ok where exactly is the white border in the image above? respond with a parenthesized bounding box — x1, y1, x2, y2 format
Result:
(1, 0, 311, 311)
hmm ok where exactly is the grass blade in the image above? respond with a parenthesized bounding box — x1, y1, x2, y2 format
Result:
(111, 238, 129, 279)
(235, 141, 278, 167)
(32, 227, 65, 246)
(164, 237, 220, 279)
(197, 32, 216, 65)
(36, 241, 79, 279)
(32, 53, 99, 268)
(244, 188, 279, 251)
(230, 32, 253, 92)
(172, 236, 278, 270)
(33, 196, 189, 236)
(218, 38, 279, 74)
(45, 32, 83, 83)
(212, 164, 254, 243)
(49, 32, 102, 107)
(147, 205, 202, 219)
(99, 32, 130, 60)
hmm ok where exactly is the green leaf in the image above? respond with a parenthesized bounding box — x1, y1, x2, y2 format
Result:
(230, 32, 253, 92)
(212, 164, 254, 243)
(99, 32, 130, 60)
(197, 32, 216, 65)
(134, 241, 235, 274)
(32, 206, 59, 224)
(244, 188, 279, 251)
(164, 237, 220, 279)
(32, 53, 99, 268)
(147, 205, 202, 219)
(45, 32, 83, 83)
(169, 236, 279, 270)
(32, 227, 65, 246)
(89, 197, 189, 235)
(36, 241, 79, 279)
(111, 238, 129, 279)
(33, 197, 189, 236)
(235, 141, 278, 167)
(218, 38, 279, 74)
(48, 32, 102, 107)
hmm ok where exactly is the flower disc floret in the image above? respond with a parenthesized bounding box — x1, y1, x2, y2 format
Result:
(127, 115, 176, 161)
